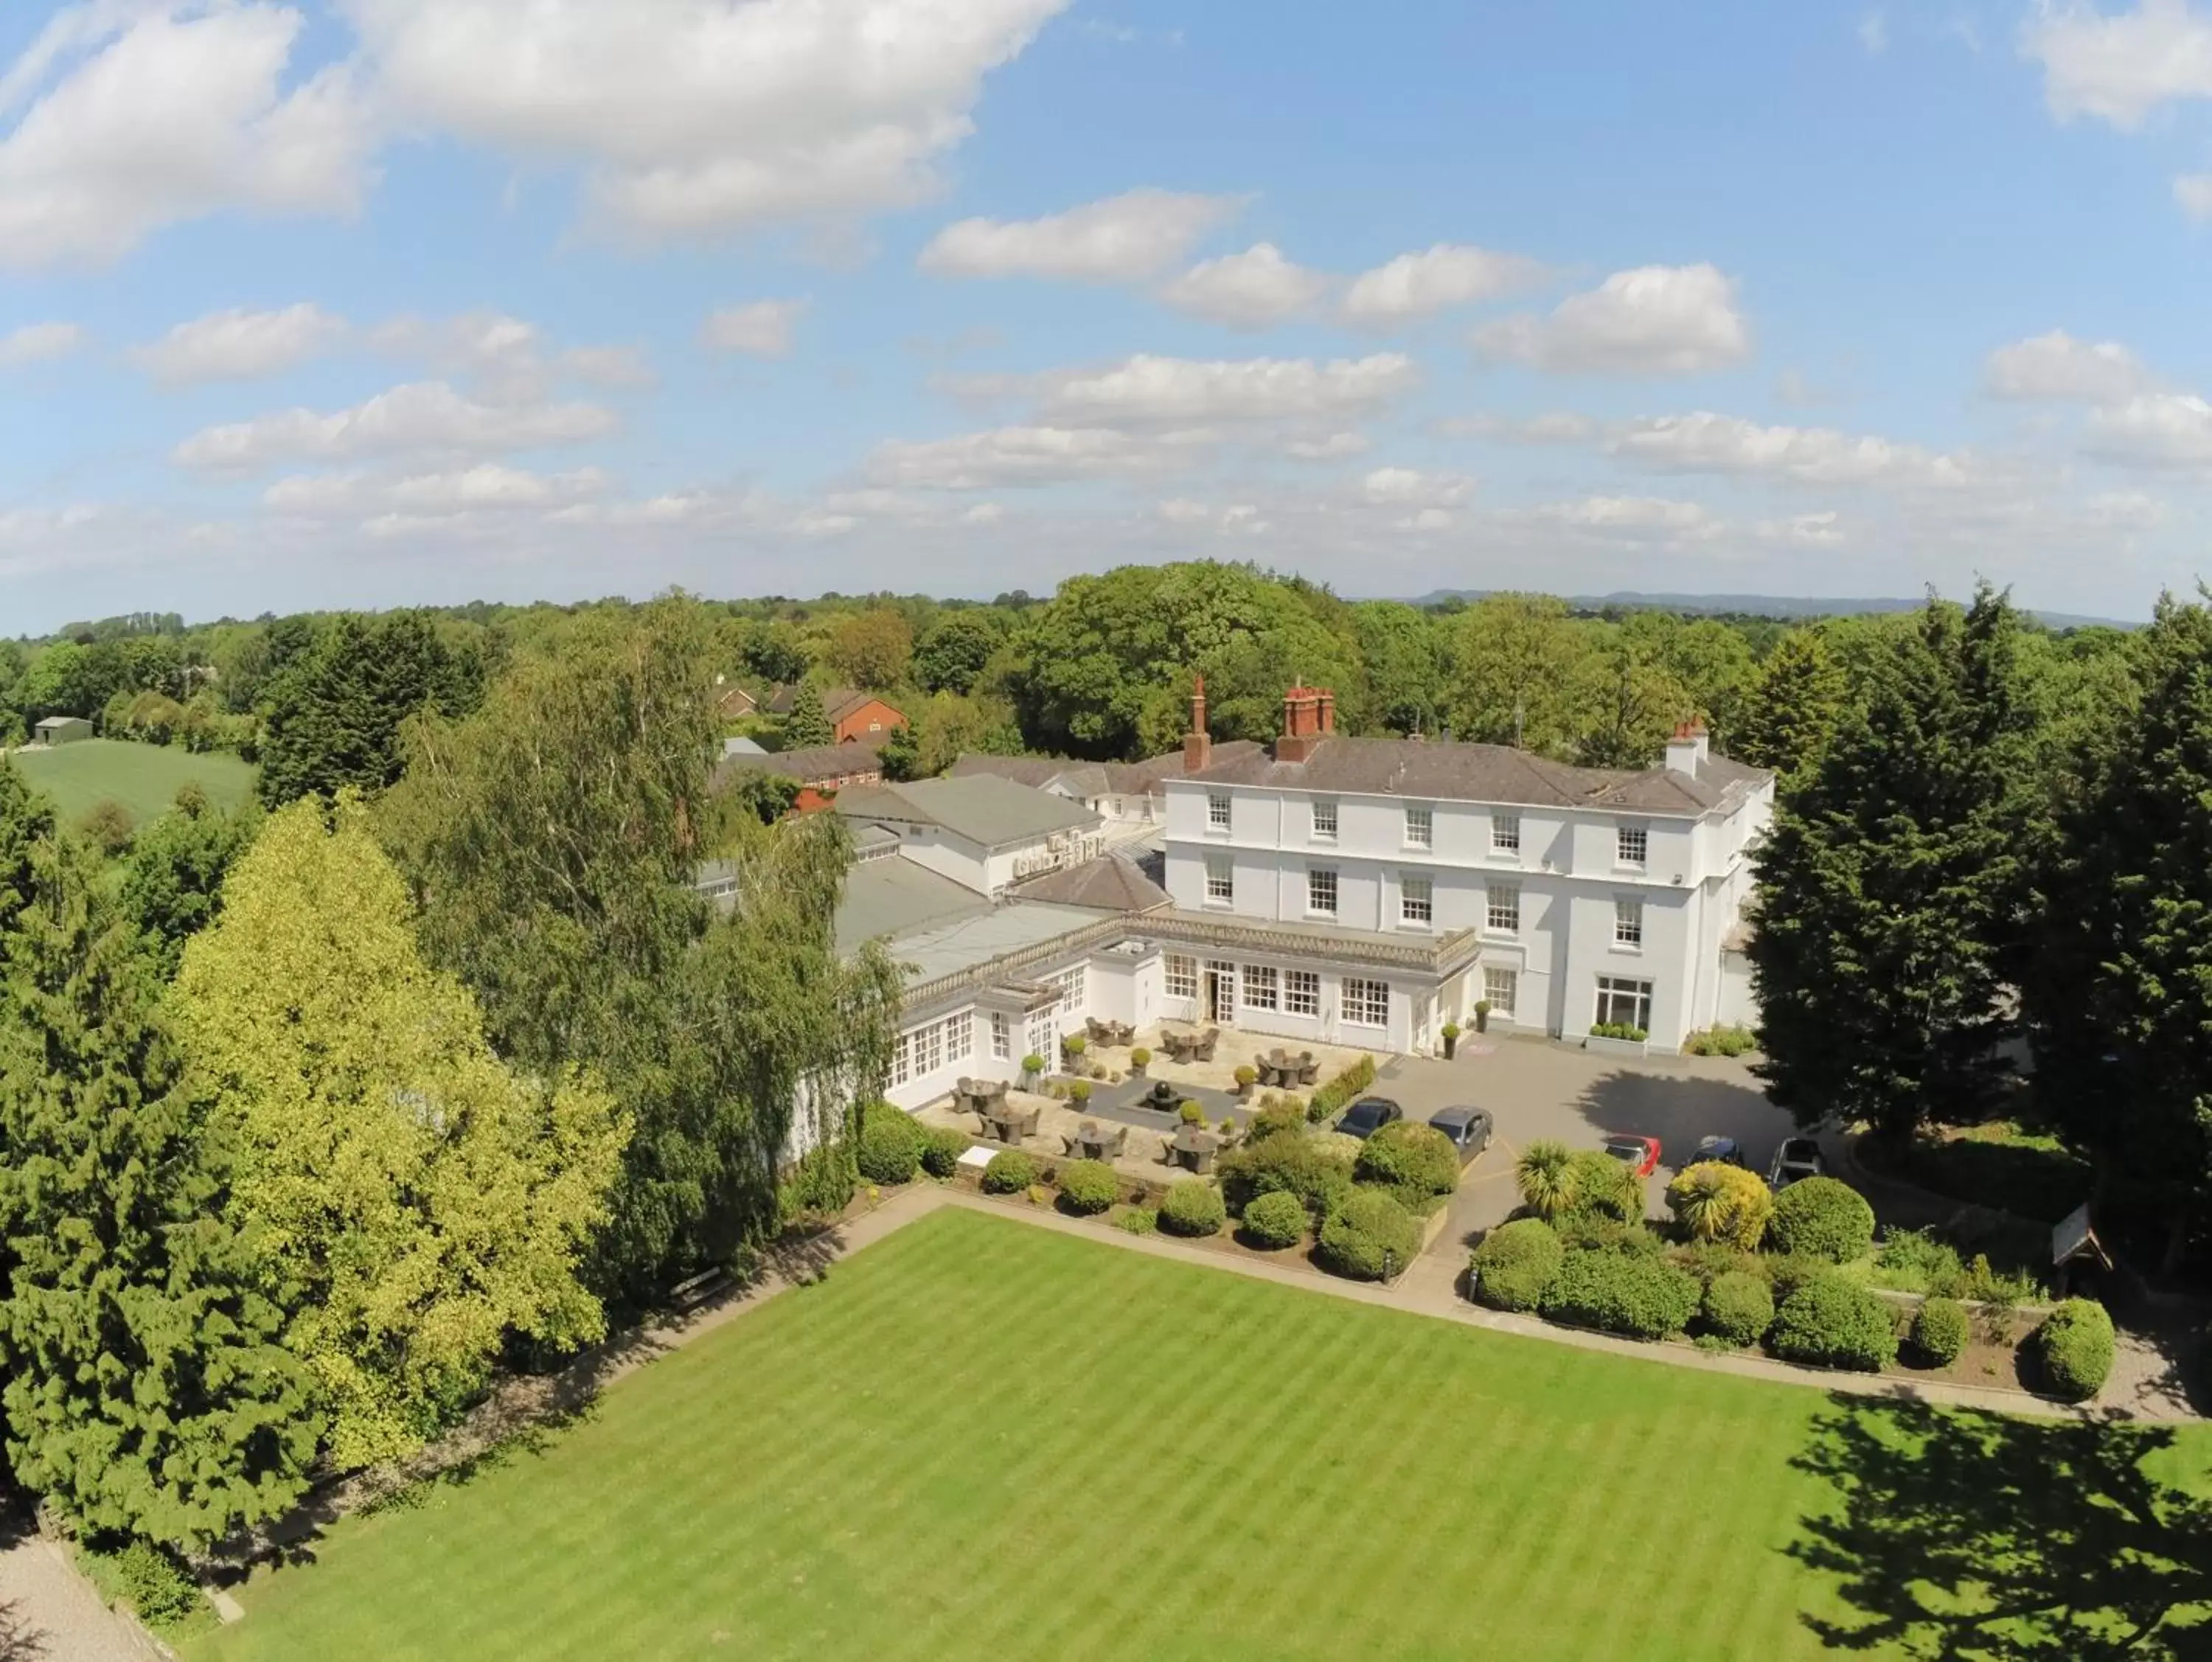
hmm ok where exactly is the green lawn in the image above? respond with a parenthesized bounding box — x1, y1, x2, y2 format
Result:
(177, 1209, 2189, 1661)
(13, 739, 254, 826)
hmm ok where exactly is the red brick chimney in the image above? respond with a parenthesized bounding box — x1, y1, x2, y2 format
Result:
(1275, 684, 1332, 763)
(1182, 675, 1211, 773)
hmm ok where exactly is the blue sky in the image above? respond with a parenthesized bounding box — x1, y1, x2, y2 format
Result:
(1, 0, 2210, 629)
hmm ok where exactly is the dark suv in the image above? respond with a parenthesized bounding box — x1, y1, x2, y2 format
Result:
(1427, 1106, 1494, 1164)
(1338, 1097, 1404, 1139)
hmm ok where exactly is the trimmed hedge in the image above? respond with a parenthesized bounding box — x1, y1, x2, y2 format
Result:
(918, 1125, 969, 1179)
(1217, 1131, 1354, 1220)
(1239, 1190, 1307, 1250)
(2034, 1299, 2115, 1402)
(1470, 1218, 1563, 1312)
(1307, 1054, 1378, 1123)
(981, 1150, 1037, 1195)
(1057, 1159, 1119, 1216)
(856, 1103, 923, 1184)
(1160, 1179, 1226, 1237)
(1540, 1248, 1700, 1340)
(1317, 1189, 1420, 1281)
(1911, 1296, 1970, 1368)
(1354, 1121, 1460, 1203)
(1700, 1271, 1775, 1348)
(1769, 1276, 1897, 1371)
(1769, 1177, 1876, 1264)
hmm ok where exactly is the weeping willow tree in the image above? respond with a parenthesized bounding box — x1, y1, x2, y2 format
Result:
(378, 596, 899, 1303)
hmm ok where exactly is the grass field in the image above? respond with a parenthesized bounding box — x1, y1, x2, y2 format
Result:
(13, 738, 254, 826)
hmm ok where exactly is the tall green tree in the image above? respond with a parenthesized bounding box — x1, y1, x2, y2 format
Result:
(1352, 601, 1447, 736)
(826, 609, 914, 691)
(118, 787, 260, 975)
(1734, 628, 1849, 779)
(0, 832, 319, 1551)
(378, 600, 900, 1302)
(2027, 598, 2212, 1265)
(782, 681, 835, 748)
(1445, 594, 1593, 755)
(256, 611, 487, 807)
(173, 799, 628, 1468)
(1747, 588, 2037, 1142)
(911, 611, 1002, 695)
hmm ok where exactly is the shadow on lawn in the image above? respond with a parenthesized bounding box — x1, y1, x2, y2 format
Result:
(1790, 1391, 2212, 1656)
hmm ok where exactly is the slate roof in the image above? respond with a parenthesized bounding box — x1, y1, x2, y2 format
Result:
(712, 740, 882, 788)
(949, 740, 1264, 799)
(833, 858, 992, 953)
(764, 684, 894, 723)
(1007, 851, 1172, 912)
(832, 775, 1101, 846)
(1181, 737, 1769, 818)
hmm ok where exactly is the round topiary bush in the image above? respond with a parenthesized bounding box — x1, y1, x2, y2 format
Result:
(1240, 1189, 1307, 1250)
(1910, 1296, 1970, 1368)
(1159, 1178, 1225, 1237)
(1354, 1121, 1461, 1203)
(855, 1103, 922, 1184)
(1470, 1218, 1563, 1312)
(981, 1150, 1038, 1195)
(2034, 1298, 2115, 1402)
(1318, 1189, 1422, 1282)
(1769, 1176, 1877, 1264)
(1769, 1276, 1898, 1371)
(1540, 1248, 1700, 1339)
(918, 1125, 969, 1179)
(1700, 1270, 1775, 1348)
(1178, 1100, 1206, 1126)
(1057, 1158, 1119, 1216)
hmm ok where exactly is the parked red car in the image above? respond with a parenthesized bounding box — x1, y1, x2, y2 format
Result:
(1602, 1134, 1662, 1178)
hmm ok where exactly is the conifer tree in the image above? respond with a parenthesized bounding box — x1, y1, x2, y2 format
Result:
(0, 833, 319, 1551)
(782, 681, 835, 748)
(1747, 588, 2036, 1142)
(1735, 627, 1848, 779)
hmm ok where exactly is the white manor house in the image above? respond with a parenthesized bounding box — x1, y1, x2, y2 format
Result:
(816, 684, 1773, 1113)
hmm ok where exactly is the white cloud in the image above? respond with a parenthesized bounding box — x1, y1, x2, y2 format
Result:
(1520, 495, 1721, 535)
(1607, 411, 1978, 488)
(1984, 330, 2154, 405)
(1037, 352, 1417, 425)
(0, 321, 86, 366)
(1360, 467, 1472, 507)
(1474, 263, 1751, 377)
(1859, 10, 1888, 53)
(349, 0, 1066, 240)
(263, 464, 614, 516)
(1444, 411, 1597, 444)
(0, 4, 373, 268)
(919, 187, 1239, 280)
(703, 299, 810, 358)
(868, 425, 1202, 489)
(131, 303, 347, 384)
(2177, 172, 2212, 218)
(2084, 392, 2212, 467)
(2023, 0, 2212, 128)
(1283, 431, 1371, 461)
(174, 380, 619, 473)
(961, 501, 1004, 524)
(371, 311, 539, 376)
(1156, 498, 1267, 535)
(1392, 507, 1453, 532)
(1339, 243, 1551, 324)
(1157, 243, 1329, 328)
(556, 344, 655, 388)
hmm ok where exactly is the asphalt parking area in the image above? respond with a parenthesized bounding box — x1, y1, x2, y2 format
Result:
(1368, 1037, 1791, 1258)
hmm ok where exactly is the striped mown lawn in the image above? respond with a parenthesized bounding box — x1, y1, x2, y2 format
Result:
(184, 1209, 1953, 1660)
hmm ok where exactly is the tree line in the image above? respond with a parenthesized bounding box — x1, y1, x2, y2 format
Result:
(1745, 584, 2212, 1271)
(0, 598, 894, 1582)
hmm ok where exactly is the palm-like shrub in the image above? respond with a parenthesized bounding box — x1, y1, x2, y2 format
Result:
(1666, 1161, 1775, 1250)
(1515, 1140, 1577, 1220)
(1565, 1150, 1644, 1225)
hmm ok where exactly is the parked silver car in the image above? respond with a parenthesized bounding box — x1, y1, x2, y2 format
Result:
(1768, 1136, 1826, 1189)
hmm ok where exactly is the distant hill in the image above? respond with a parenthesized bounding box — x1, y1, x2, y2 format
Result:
(1403, 589, 2129, 630)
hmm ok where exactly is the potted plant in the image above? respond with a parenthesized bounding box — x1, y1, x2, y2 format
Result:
(1441, 1021, 1461, 1060)
(1020, 1053, 1045, 1089)
(1233, 1063, 1257, 1097)
(1130, 1046, 1151, 1077)
(1178, 1099, 1205, 1126)
(1069, 1079, 1093, 1106)
(1062, 1033, 1087, 1067)
(1473, 999, 1492, 1035)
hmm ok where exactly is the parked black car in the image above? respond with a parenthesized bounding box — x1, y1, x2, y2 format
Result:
(1428, 1106, 1494, 1164)
(1338, 1097, 1404, 1139)
(1768, 1136, 1826, 1189)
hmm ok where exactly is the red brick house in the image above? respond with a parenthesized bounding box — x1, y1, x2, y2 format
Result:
(766, 684, 907, 745)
